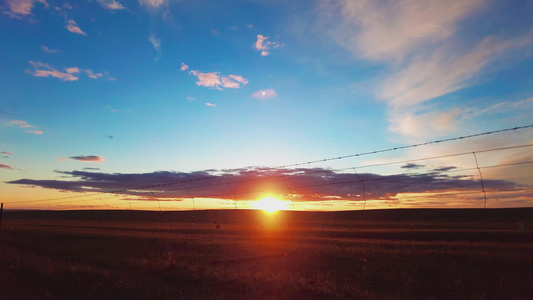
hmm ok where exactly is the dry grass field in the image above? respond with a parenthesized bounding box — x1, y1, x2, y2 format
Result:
(1, 208, 532, 299)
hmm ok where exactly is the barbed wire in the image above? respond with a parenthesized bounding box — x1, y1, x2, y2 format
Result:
(6, 125, 533, 209)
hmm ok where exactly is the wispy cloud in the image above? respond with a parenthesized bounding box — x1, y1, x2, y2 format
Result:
(97, 0, 126, 10)
(253, 34, 283, 56)
(4, 0, 48, 18)
(10, 119, 43, 134)
(27, 61, 114, 81)
(65, 19, 87, 36)
(0, 163, 14, 170)
(26, 130, 43, 135)
(180, 63, 189, 71)
(139, 0, 166, 9)
(42, 45, 60, 54)
(321, 0, 533, 140)
(206, 103, 216, 107)
(27, 61, 78, 81)
(1, 151, 13, 156)
(251, 89, 278, 99)
(188, 70, 248, 90)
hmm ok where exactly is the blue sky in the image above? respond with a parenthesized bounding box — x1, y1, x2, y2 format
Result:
(1, 0, 532, 210)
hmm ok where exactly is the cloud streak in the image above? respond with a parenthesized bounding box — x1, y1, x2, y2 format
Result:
(10, 119, 43, 134)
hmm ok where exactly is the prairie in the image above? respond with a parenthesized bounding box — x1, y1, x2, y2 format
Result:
(1, 208, 532, 299)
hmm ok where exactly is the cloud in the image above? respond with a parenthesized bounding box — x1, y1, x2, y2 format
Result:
(206, 103, 216, 107)
(65, 19, 87, 36)
(333, 0, 485, 62)
(26, 130, 43, 135)
(251, 89, 278, 99)
(401, 163, 424, 169)
(139, 0, 166, 9)
(103, 135, 114, 139)
(6, 167, 526, 206)
(186, 95, 196, 101)
(27, 61, 113, 81)
(148, 34, 161, 52)
(65, 156, 105, 162)
(27, 61, 78, 81)
(4, 0, 48, 18)
(10, 119, 43, 134)
(254, 34, 283, 56)
(42, 45, 60, 54)
(1, 151, 13, 156)
(321, 0, 533, 140)
(97, 0, 126, 10)
(0, 163, 14, 170)
(180, 63, 189, 71)
(188, 70, 248, 90)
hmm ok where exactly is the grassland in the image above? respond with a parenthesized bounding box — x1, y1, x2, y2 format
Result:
(1, 208, 532, 299)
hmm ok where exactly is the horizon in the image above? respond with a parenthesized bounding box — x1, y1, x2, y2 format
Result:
(1, 0, 532, 211)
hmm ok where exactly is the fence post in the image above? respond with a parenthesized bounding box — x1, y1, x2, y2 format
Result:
(0, 203, 3, 230)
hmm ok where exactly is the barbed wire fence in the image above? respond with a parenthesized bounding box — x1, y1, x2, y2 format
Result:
(4, 125, 533, 214)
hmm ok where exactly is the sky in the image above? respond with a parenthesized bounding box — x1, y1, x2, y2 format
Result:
(1, 0, 532, 211)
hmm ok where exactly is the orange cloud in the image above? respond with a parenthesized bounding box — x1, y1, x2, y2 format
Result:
(66, 19, 87, 36)
(189, 70, 248, 90)
(0, 163, 14, 170)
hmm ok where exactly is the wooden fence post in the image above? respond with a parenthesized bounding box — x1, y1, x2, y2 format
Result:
(0, 203, 3, 230)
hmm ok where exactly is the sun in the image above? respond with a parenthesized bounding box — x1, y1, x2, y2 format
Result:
(253, 196, 289, 213)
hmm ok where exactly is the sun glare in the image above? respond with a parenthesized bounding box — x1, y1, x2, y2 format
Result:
(254, 196, 289, 213)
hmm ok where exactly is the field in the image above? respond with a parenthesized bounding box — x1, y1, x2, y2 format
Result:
(1, 208, 533, 299)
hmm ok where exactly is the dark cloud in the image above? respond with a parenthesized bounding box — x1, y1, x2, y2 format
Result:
(6, 167, 521, 203)
(433, 166, 458, 172)
(69, 155, 105, 162)
(401, 163, 425, 169)
(83, 167, 101, 170)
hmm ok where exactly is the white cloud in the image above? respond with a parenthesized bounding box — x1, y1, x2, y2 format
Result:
(206, 103, 216, 107)
(180, 63, 189, 71)
(251, 89, 278, 99)
(66, 19, 87, 36)
(148, 34, 161, 52)
(321, 0, 533, 139)
(97, 0, 126, 10)
(139, 0, 166, 9)
(254, 34, 283, 56)
(332, 0, 485, 62)
(42, 45, 60, 54)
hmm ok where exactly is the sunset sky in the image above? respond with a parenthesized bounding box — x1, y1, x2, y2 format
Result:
(1, 0, 532, 211)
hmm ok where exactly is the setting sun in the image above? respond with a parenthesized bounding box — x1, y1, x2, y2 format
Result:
(253, 196, 290, 213)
